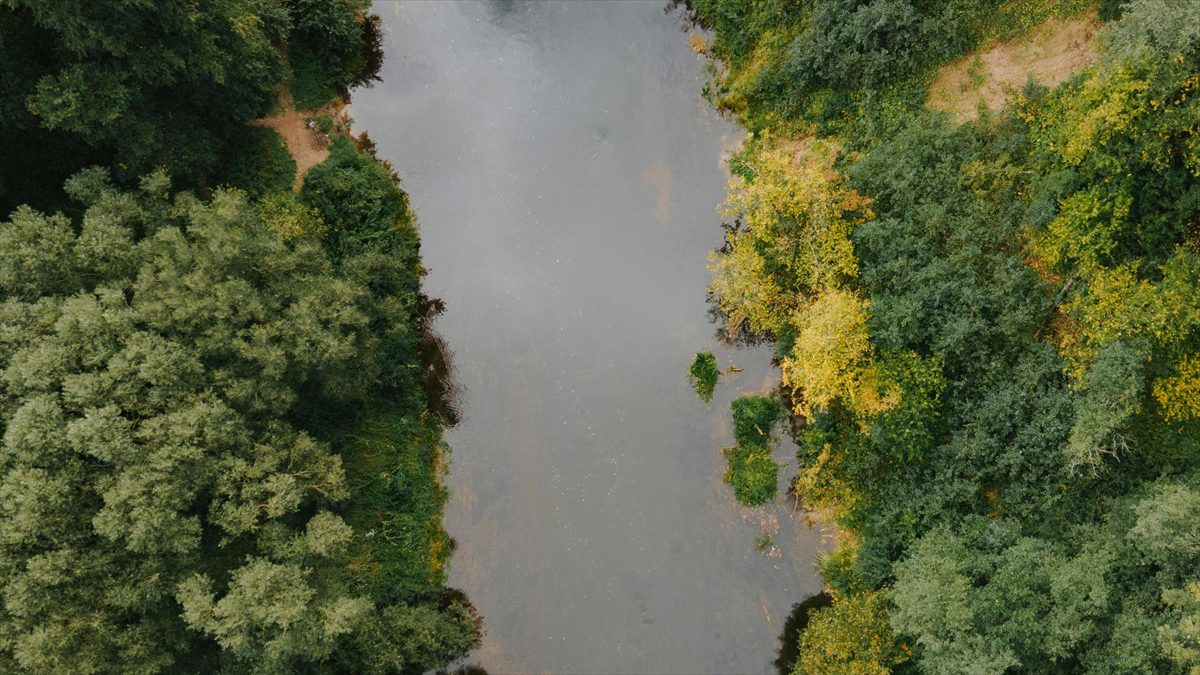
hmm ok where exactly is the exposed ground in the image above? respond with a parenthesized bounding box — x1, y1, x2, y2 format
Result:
(928, 8, 1102, 122)
(253, 92, 349, 190)
(778, 135, 815, 169)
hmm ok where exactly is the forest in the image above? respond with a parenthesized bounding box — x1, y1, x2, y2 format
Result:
(4, 0, 1199, 671)
(690, 0, 1200, 672)
(0, 1, 477, 672)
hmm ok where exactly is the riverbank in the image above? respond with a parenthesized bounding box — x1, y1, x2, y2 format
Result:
(690, 0, 1200, 672)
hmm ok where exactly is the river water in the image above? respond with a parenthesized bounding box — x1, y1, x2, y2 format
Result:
(353, 2, 825, 672)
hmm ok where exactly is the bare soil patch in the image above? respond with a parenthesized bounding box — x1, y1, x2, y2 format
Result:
(778, 134, 815, 169)
(253, 92, 349, 190)
(929, 8, 1102, 122)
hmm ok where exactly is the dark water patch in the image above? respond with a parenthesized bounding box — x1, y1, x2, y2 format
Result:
(416, 295, 462, 427)
(774, 592, 833, 674)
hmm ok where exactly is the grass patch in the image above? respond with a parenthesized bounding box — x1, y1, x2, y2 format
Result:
(340, 406, 451, 604)
(723, 394, 782, 505)
(731, 394, 781, 447)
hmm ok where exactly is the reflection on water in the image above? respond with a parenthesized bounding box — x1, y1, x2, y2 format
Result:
(354, 2, 827, 673)
(416, 296, 462, 427)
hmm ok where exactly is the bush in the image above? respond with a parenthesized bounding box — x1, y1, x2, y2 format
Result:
(688, 351, 720, 402)
(723, 445, 779, 506)
(219, 125, 296, 197)
(794, 590, 908, 675)
(285, 0, 381, 110)
(731, 394, 781, 447)
(339, 408, 452, 603)
(301, 136, 414, 261)
(722, 395, 782, 505)
(291, 47, 342, 110)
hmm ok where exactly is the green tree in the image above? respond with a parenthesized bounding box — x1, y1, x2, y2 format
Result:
(0, 0, 380, 214)
(0, 172, 475, 671)
(285, 0, 381, 109)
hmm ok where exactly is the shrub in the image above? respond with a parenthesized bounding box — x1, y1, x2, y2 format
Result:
(688, 351, 720, 402)
(731, 394, 781, 447)
(291, 47, 342, 110)
(220, 125, 296, 197)
(301, 136, 414, 261)
(285, 0, 381, 110)
(723, 445, 779, 506)
(794, 590, 908, 675)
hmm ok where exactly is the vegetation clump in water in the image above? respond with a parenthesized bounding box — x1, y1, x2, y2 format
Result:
(722, 395, 781, 506)
(688, 351, 721, 402)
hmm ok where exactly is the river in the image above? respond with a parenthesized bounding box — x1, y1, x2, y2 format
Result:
(353, 2, 825, 673)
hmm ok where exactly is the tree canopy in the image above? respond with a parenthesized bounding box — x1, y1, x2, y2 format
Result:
(0, 0, 380, 216)
(694, 0, 1200, 671)
(0, 0, 476, 670)
(0, 166, 476, 672)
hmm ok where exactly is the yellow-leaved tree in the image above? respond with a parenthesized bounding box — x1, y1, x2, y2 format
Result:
(782, 287, 894, 420)
(709, 138, 870, 336)
(711, 138, 885, 419)
(794, 589, 909, 675)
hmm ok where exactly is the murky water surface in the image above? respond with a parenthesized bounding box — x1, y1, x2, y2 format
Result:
(354, 3, 825, 672)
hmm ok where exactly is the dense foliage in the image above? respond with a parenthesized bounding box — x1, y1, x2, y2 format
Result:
(0, 164, 475, 672)
(0, 0, 476, 671)
(691, 0, 1090, 133)
(286, 0, 383, 110)
(0, 0, 378, 216)
(695, 0, 1200, 672)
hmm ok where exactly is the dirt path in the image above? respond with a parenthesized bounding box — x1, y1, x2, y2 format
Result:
(253, 93, 346, 190)
(929, 9, 1102, 122)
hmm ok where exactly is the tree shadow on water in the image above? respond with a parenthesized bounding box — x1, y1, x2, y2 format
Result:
(416, 296, 464, 427)
(775, 592, 833, 674)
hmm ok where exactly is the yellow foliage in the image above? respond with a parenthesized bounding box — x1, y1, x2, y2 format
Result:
(1065, 252, 1200, 378)
(721, 141, 866, 287)
(708, 238, 790, 334)
(793, 440, 861, 520)
(1056, 66, 1149, 167)
(717, 27, 790, 116)
(710, 140, 871, 335)
(782, 288, 890, 419)
(1154, 354, 1200, 422)
(258, 192, 326, 241)
(1034, 185, 1130, 273)
(795, 589, 909, 675)
(851, 363, 901, 422)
